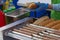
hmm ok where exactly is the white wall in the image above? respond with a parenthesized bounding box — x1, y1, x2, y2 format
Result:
(40, 0, 51, 4)
(17, 0, 51, 6)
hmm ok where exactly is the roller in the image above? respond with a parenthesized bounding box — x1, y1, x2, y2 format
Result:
(13, 29, 32, 36)
(45, 30, 60, 36)
(32, 34, 53, 40)
(41, 31, 60, 39)
(19, 28, 38, 34)
(26, 25, 44, 32)
(39, 32, 58, 40)
(22, 26, 42, 32)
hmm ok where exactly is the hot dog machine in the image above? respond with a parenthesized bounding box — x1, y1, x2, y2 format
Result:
(0, 16, 60, 40)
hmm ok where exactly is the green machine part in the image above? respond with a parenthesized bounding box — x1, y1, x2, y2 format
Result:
(51, 0, 60, 20)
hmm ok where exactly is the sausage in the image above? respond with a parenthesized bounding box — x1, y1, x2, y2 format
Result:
(23, 26, 39, 32)
(45, 20, 60, 28)
(23, 26, 43, 32)
(38, 19, 54, 26)
(39, 33, 58, 40)
(33, 16, 49, 25)
(13, 29, 32, 36)
(43, 38, 57, 40)
(32, 34, 53, 40)
(46, 30, 60, 36)
(26, 25, 44, 32)
(19, 28, 38, 34)
(52, 24, 60, 30)
(43, 37, 56, 40)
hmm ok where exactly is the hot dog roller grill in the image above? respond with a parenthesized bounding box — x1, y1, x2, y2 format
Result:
(2, 17, 60, 40)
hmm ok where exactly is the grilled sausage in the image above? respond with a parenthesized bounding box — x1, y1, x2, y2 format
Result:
(45, 20, 60, 28)
(39, 19, 54, 26)
(33, 16, 49, 25)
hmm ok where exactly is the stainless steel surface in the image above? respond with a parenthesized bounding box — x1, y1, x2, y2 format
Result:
(5, 8, 30, 18)
(0, 17, 32, 31)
